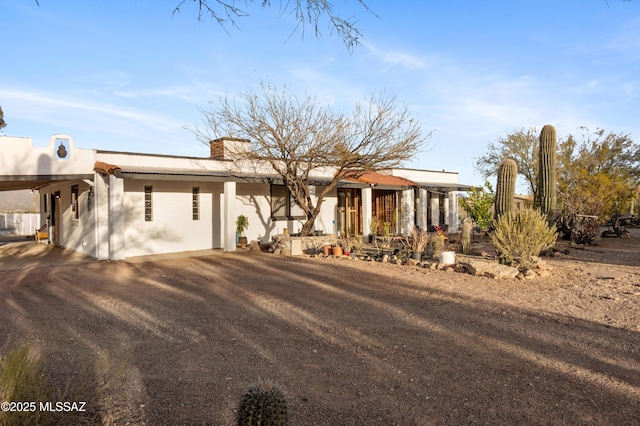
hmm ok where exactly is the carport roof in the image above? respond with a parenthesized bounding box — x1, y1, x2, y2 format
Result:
(0, 174, 95, 192)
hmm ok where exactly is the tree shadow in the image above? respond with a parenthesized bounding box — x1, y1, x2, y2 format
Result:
(0, 254, 638, 425)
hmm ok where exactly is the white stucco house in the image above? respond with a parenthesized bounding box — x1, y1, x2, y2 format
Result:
(0, 134, 469, 260)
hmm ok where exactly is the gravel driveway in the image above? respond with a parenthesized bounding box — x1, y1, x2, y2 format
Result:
(0, 237, 639, 425)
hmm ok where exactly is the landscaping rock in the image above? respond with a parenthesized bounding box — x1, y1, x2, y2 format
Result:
(249, 240, 262, 252)
(406, 258, 419, 267)
(461, 259, 520, 279)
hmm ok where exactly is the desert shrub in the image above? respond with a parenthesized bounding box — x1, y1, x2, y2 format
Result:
(0, 347, 51, 426)
(238, 379, 288, 426)
(0, 346, 112, 426)
(571, 215, 600, 245)
(491, 208, 557, 270)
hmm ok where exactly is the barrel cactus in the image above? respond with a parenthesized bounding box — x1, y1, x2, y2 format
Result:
(494, 158, 518, 218)
(237, 379, 288, 426)
(461, 220, 472, 255)
(538, 124, 557, 222)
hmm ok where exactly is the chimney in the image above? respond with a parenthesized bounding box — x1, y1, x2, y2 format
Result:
(209, 137, 250, 160)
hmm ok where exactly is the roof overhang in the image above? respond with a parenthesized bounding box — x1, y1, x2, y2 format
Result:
(420, 182, 474, 192)
(114, 166, 336, 186)
(104, 165, 474, 192)
(0, 174, 95, 192)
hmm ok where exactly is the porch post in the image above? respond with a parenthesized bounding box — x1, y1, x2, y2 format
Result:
(418, 188, 428, 229)
(443, 192, 450, 229)
(223, 181, 237, 251)
(430, 193, 439, 227)
(449, 191, 459, 232)
(362, 187, 372, 238)
(107, 174, 125, 260)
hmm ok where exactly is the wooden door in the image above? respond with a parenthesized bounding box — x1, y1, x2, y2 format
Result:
(337, 188, 362, 237)
(372, 189, 397, 235)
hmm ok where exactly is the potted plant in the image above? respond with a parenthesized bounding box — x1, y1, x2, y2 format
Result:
(236, 215, 249, 247)
(383, 221, 392, 247)
(339, 237, 353, 256)
(409, 227, 428, 260)
(368, 216, 380, 243)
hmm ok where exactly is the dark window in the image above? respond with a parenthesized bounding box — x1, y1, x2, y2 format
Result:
(144, 186, 153, 222)
(192, 187, 200, 220)
(270, 184, 305, 220)
(71, 185, 79, 219)
(43, 194, 48, 213)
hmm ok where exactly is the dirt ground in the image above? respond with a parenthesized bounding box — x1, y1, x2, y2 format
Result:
(0, 229, 639, 425)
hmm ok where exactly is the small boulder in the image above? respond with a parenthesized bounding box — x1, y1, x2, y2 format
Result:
(406, 258, 419, 267)
(461, 259, 519, 279)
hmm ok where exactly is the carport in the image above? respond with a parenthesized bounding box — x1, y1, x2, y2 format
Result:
(0, 134, 95, 249)
(0, 236, 96, 270)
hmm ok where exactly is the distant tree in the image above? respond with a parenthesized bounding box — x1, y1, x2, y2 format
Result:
(458, 180, 495, 230)
(557, 128, 639, 222)
(172, 0, 375, 51)
(193, 82, 429, 236)
(0, 105, 6, 131)
(473, 127, 539, 199)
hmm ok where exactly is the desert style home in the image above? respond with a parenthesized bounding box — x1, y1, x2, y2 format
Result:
(0, 134, 469, 260)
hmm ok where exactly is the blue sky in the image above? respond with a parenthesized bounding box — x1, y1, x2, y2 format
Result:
(2, 1, 639, 190)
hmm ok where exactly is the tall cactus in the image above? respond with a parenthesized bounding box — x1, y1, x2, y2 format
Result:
(538, 124, 557, 222)
(461, 220, 472, 255)
(494, 158, 518, 218)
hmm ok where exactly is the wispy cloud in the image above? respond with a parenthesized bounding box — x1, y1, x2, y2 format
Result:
(605, 16, 640, 60)
(363, 42, 434, 71)
(0, 86, 184, 133)
(113, 86, 200, 102)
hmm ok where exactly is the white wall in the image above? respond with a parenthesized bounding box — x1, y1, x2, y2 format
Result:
(122, 180, 223, 258)
(0, 213, 40, 236)
(0, 135, 94, 177)
(235, 183, 338, 241)
(39, 180, 98, 258)
(235, 183, 274, 242)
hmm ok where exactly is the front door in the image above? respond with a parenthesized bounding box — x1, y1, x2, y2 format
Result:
(51, 192, 60, 246)
(337, 188, 362, 237)
(372, 189, 398, 235)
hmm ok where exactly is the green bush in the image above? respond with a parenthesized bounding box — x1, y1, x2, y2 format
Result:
(491, 208, 557, 270)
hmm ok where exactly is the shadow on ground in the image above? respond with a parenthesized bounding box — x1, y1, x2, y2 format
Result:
(0, 251, 638, 425)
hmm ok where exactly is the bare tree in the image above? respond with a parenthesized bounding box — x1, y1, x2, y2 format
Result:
(474, 127, 540, 199)
(172, 0, 375, 51)
(193, 82, 429, 235)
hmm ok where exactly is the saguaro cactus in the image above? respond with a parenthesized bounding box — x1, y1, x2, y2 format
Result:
(494, 158, 518, 218)
(538, 124, 557, 222)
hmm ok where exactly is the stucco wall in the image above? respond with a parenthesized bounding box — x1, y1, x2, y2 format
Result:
(0, 135, 95, 177)
(236, 183, 338, 242)
(39, 180, 97, 258)
(122, 180, 223, 258)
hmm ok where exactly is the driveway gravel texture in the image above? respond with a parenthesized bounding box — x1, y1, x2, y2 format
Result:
(0, 233, 639, 425)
